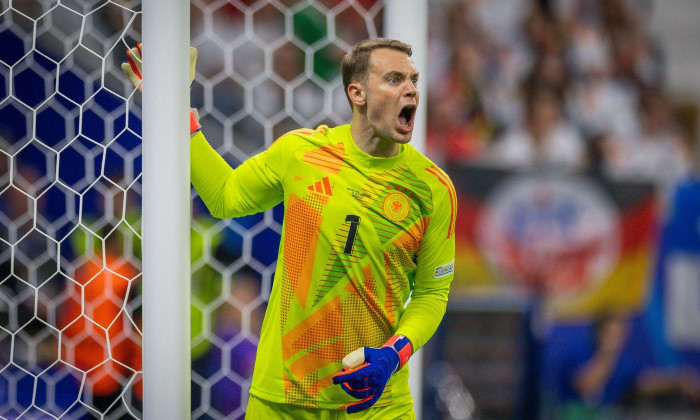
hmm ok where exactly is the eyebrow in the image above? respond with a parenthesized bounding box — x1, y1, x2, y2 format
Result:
(384, 70, 420, 79)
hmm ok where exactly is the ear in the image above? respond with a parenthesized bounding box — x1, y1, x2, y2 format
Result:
(348, 82, 366, 107)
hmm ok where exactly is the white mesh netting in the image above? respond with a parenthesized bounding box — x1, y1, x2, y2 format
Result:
(0, 0, 383, 418)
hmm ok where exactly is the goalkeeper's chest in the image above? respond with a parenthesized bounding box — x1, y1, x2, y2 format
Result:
(282, 162, 430, 253)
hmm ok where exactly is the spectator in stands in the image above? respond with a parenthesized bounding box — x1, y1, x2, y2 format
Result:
(427, 0, 676, 177)
(426, 41, 492, 164)
(484, 83, 586, 171)
(600, 90, 692, 203)
(608, 22, 664, 91)
(545, 311, 700, 418)
(565, 18, 640, 141)
(542, 312, 655, 419)
(526, 50, 571, 96)
(571, 312, 633, 404)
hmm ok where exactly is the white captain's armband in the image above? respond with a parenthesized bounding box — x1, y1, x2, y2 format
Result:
(434, 261, 454, 278)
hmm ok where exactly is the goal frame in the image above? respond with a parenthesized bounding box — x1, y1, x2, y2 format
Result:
(142, 1, 191, 418)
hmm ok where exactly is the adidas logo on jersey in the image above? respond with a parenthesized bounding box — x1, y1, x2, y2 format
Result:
(308, 177, 333, 196)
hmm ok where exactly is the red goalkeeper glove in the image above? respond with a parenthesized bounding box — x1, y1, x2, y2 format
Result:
(332, 335, 413, 414)
(121, 43, 201, 134)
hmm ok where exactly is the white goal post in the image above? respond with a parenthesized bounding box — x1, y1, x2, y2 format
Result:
(142, 0, 191, 419)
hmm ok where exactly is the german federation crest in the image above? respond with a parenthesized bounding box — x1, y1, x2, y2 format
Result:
(383, 192, 410, 222)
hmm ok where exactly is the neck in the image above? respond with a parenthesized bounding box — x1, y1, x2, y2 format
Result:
(350, 120, 399, 158)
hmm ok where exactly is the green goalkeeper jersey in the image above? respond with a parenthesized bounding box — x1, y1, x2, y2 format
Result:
(190, 124, 456, 409)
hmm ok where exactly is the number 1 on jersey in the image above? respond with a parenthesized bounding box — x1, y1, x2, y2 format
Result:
(344, 215, 361, 255)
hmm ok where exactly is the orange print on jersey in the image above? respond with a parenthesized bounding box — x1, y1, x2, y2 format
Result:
(391, 217, 427, 251)
(288, 339, 344, 382)
(425, 165, 457, 238)
(282, 194, 326, 310)
(341, 264, 394, 347)
(302, 143, 349, 175)
(282, 296, 342, 359)
(307, 176, 333, 196)
(282, 297, 343, 401)
(348, 264, 382, 318)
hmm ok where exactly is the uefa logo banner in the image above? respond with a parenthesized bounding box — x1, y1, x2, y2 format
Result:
(476, 175, 620, 301)
(449, 164, 657, 318)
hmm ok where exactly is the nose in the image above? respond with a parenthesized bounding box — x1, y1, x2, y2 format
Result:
(404, 80, 417, 97)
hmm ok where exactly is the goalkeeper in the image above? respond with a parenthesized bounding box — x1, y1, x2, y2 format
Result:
(123, 38, 456, 419)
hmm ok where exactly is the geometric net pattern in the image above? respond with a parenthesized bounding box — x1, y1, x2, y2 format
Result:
(0, 1, 383, 418)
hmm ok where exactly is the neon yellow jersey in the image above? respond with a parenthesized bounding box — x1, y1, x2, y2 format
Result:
(190, 124, 456, 409)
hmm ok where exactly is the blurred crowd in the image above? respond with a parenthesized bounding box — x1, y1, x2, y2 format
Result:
(426, 0, 694, 202)
(423, 1, 700, 419)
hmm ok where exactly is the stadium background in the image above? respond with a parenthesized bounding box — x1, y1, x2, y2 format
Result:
(1, 0, 699, 419)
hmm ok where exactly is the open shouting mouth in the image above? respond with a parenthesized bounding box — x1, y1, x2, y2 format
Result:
(397, 105, 416, 132)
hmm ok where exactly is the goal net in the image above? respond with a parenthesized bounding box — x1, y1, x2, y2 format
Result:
(0, 1, 398, 419)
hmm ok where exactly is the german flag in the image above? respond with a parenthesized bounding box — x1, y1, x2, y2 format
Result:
(447, 164, 658, 320)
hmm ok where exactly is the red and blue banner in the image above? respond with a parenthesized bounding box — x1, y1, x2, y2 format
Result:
(448, 164, 658, 319)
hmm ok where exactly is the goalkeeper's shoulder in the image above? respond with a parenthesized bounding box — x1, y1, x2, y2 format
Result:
(267, 124, 335, 152)
(405, 147, 455, 191)
(192, 123, 336, 169)
(405, 149, 457, 223)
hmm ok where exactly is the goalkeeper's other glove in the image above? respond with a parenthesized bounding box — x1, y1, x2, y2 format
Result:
(121, 43, 201, 134)
(332, 335, 413, 414)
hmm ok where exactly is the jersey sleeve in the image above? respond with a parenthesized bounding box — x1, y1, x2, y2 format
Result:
(395, 167, 457, 351)
(190, 131, 287, 218)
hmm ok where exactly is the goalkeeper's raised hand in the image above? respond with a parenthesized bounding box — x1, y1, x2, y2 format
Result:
(121, 43, 201, 133)
(332, 335, 413, 414)
(121, 43, 198, 89)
